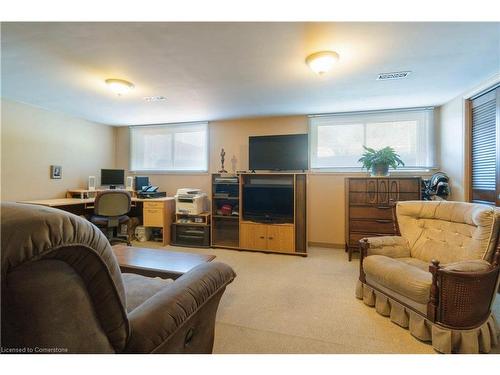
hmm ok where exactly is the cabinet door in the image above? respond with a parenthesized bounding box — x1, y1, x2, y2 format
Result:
(377, 179, 390, 204)
(366, 179, 378, 204)
(349, 179, 377, 205)
(240, 222, 267, 250)
(389, 178, 421, 202)
(266, 225, 295, 252)
(143, 208, 164, 227)
(389, 178, 420, 202)
(389, 179, 400, 202)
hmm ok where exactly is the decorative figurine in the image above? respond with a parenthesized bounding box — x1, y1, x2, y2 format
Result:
(219, 148, 228, 173)
(230, 155, 237, 173)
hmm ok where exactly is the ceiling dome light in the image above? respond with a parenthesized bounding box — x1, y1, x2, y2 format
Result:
(105, 78, 135, 95)
(305, 51, 339, 75)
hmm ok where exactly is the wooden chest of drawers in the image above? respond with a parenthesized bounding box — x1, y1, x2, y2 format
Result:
(345, 177, 421, 261)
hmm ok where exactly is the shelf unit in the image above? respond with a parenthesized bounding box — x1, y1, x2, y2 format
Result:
(210, 173, 307, 256)
(172, 211, 211, 248)
(175, 212, 211, 225)
(211, 174, 241, 248)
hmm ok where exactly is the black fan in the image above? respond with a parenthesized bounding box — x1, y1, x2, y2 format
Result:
(421, 172, 450, 200)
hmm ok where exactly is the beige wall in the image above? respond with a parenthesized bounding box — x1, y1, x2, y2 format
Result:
(1, 99, 116, 201)
(116, 115, 434, 246)
(115, 116, 353, 246)
(2, 99, 443, 246)
(438, 96, 466, 201)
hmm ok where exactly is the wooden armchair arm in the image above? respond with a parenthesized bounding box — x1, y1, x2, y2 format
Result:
(359, 239, 369, 283)
(427, 259, 500, 329)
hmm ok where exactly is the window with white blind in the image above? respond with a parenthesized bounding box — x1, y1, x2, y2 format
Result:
(309, 108, 436, 171)
(130, 122, 208, 172)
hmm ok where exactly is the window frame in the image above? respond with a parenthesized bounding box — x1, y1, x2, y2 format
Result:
(129, 121, 209, 174)
(308, 107, 437, 173)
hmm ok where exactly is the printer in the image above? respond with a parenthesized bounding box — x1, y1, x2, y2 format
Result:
(175, 188, 208, 215)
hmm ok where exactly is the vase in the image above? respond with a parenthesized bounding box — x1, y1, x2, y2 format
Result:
(370, 164, 389, 176)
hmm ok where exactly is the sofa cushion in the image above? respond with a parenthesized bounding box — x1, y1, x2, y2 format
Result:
(122, 273, 174, 313)
(397, 257, 430, 272)
(363, 255, 432, 304)
(397, 201, 500, 264)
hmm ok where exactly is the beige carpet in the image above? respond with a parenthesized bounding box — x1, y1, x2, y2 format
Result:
(135, 242, 500, 354)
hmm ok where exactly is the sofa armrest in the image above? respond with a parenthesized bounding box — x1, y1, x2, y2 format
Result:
(124, 262, 236, 353)
(358, 236, 410, 283)
(427, 259, 499, 328)
(362, 236, 410, 258)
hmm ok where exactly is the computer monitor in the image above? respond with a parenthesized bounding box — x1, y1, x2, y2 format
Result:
(101, 169, 125, 188)
(135, 176, 150, 191)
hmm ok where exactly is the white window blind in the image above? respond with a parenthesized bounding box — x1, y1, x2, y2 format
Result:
(309, 108, 436, 171)
(130, 122, 208, 172)
(471, 87, 499, 205)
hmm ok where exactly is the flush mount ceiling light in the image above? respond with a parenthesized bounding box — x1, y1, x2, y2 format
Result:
(305, 51, 340, 75)
(105, 78, 135, 95)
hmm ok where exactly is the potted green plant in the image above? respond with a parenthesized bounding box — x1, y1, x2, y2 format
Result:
(358, 146, 405, 176)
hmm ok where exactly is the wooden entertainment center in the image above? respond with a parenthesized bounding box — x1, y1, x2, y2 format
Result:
(211, 173, 307, 256)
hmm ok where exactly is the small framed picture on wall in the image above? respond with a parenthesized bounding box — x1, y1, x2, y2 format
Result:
(50, 165, 62, 179)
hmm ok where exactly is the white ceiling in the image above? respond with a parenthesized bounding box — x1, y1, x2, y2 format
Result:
(1, 22, 499, 126)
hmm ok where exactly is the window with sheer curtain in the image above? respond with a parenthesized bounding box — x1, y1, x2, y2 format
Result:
(130, 122, 208, 172)
(309, 108, 436, 171)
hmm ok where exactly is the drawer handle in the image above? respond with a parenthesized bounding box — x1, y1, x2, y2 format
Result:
(376, 206, 391, 209)
(268, 236, 274, 240)
(259, 236, 265, 239)
(179, 235, 203, 239)
(184, 230, 204, 235)
(375, 219, 392, 223)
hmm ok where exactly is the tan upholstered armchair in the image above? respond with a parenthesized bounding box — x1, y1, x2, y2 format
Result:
(356, 200, 500, 354)
(1, 203, 236, 353)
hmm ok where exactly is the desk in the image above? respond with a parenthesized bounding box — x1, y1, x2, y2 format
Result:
(66, 189, 137, 199)
(19, 197, 175, 246)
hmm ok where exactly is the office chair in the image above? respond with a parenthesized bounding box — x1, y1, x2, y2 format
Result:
(91, 190, 131, 245)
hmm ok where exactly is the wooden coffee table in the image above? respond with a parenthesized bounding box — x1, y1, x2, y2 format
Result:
(112, 245, 216, 279)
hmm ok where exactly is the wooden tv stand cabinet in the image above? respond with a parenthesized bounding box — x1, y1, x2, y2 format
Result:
(211, 173, 307, 256)
(240, 221, 295, 253)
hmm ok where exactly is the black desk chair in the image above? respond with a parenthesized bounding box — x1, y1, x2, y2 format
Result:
(90, 190, 131, 245)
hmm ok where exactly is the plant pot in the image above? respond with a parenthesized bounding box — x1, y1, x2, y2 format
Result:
(370, 164, 389, 176)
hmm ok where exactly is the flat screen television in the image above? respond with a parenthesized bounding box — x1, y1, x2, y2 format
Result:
(243, 185, 294, 223)
(101, 169, 125, 187)
(249, 134, 308, 171)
